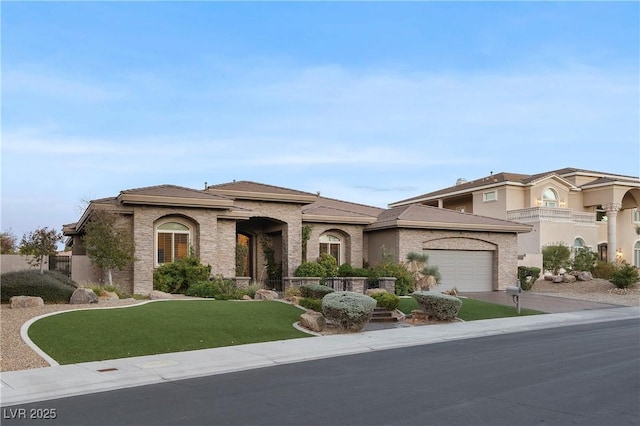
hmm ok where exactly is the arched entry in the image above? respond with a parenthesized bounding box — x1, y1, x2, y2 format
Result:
(236, 216, 287, 289)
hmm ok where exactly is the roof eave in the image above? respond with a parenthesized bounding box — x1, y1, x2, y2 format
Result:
(303, 214, 378, 225)
(118, 193, 235, 209)
(367, 219, 531, 233)
(208, 189, 318, 204)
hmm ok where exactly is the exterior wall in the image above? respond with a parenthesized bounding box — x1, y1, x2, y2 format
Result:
(0, 255, 47, 274)
(233, 200, 304, 277)
(304, 223, 365, 268)
(397, 229, 519, 290)
(505, 186, 526, 211)
(365, 228, 399, 265)
(70, 255, 102, 286)
(131, 206, 221, 295)
(215, 219, 236, 277)
(473, 188, 508, 219)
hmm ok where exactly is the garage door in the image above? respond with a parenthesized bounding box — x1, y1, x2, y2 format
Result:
(423, 250, 494, 292)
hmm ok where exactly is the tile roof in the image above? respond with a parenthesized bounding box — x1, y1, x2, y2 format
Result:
(371, 204, 531, 232)
(120, 184, 230, 200)
(208, 180, 318, 198)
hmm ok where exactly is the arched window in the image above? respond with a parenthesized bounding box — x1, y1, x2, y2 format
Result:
(319, 233, 342, 264)
(634, 241, 640, 267)
(573, 237, 585, 257)
(542, 188, 558, 208)
(156, 222, 190, 265)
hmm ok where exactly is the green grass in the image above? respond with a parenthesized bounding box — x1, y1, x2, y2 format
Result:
(28, 300, 310, 365)
(398, 297, 544, 320)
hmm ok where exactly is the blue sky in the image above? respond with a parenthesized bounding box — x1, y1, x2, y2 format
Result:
(2, 1, 639, 243)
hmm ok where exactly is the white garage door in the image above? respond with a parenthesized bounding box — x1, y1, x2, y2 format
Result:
(423, 250, 494, 292)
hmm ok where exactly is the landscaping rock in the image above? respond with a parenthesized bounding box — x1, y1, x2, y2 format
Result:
(563, 274, 577, 283)
(577, 271, 593, 281)
(365, 288, 387, 296)
(10, 296, 44, 309)
(149, 290, 174, 300)
(242, 295, 252, 300)
(254, 289, 278, 300)
(552, 275, 564, 283)
(299, 310, 326, 332)
(70, 288, 98, 304)
(99, 291, 120, 300)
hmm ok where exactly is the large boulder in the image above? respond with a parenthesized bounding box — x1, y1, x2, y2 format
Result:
(149, 290, 174, 300)
(299, 310, 326, 332)
(577, 271, 593, 281)
(563, 274, 577, 283)
(99, 291, 120, 300)
(70, 288, 98, 304)
(10, 296, 44, 309)
(254, 289, 278, 300)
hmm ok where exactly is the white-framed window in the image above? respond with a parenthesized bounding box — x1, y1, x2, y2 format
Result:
(156, 222, 190, 265)
(634, 241, 640, 267)
(633, 208, 640, 223)
(542, 188, 558, 208)
(572, 237, 585, 257)
(319, 233, 342, 264)
(483, 191, 497, 202)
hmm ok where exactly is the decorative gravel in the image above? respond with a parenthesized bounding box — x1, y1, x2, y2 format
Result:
(1, 279, 638, 372)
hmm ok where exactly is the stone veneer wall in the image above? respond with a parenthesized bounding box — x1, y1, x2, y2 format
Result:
(304, 223, 366, 268)
(233, 200, 304, 277)
(131, 206, 221, 295)
(398, 229, 519, 291)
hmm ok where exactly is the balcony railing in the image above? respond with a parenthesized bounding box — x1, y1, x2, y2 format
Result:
(507, 207, 596, 224)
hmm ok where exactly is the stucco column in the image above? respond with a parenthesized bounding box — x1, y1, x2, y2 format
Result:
(604, 203, 621, 263)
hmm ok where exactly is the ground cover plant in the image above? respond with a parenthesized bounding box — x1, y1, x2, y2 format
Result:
(398, 297, 543, 320)
(28, 300, 311, 364)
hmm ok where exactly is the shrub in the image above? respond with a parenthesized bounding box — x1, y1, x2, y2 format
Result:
(542, 243, 571, 274)
(300, 284, 335, 299)
(153, 256, 211, 294)
(412, 291, 462, 321)
(322, 291, 377, 332)
(299, 297, 323, 312)
(369, 259, 414, 296)
(337, 263, 370, 277)
(609, 263, 639, 289)
(593, 261, 616, 280)
(284, 286, 302, 299)
(317, 253, 338, 277)
(294, 261, 326, 278)
(1, 270, 76, 303)
(370, 292, 400, 310)
(243, 283, 262, 299)
(185, 277, 244, 300)
(517, 266, 541, 291)
(571, 248, 598, 272)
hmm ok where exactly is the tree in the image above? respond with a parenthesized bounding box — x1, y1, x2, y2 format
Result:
(19, 227, 63, 273)
(82, 210, 136, 286)
(542, 242, 571, 274)
(1, 230, 18, 254)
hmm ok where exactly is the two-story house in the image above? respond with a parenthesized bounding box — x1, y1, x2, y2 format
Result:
(389, 168, 640, 271)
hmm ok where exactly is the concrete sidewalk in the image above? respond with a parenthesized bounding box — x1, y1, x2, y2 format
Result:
(2, 306, 638, 407)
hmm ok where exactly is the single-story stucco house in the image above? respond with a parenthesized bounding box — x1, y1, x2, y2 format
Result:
(63, 181, 531, 295)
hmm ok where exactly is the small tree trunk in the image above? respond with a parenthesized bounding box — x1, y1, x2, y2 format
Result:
(40, 256, 46, 274)
(107, 269, 113, 286)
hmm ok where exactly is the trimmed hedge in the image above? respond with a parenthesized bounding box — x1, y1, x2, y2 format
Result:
(322, 291, 377, 332)
(299, 297, 322, 312)
(1, 270, 77, 303)
(412, 291, 462, 321)
(300, 284, 335, 299)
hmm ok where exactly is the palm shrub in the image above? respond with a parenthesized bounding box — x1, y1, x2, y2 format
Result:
(412, 291, 462, 321)
(609, 263, 639, 289)
(1, 270, 76, 303)
(153, 256, 211, 293)
(322, 291, 377, 332)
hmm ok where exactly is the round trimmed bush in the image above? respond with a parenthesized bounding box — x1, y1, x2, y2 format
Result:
(412, 291, 462, 321)
(322, 291, 377, 332)
(300, 284, 334, 299)
(371, 291, 400, 310)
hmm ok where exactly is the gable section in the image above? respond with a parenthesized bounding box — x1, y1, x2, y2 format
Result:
(208, 180, 318, 204)
(303, 197, 383, 225)
(118, 184, 234, 209)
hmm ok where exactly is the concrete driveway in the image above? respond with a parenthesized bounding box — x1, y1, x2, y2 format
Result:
(461, 291, 622, 313)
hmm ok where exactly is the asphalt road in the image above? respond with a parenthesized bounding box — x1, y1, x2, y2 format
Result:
(3, 319, 639, 426)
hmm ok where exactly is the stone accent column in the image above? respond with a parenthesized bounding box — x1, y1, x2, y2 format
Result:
(378, 277, 397, 294)
(604, 203, 621, 263)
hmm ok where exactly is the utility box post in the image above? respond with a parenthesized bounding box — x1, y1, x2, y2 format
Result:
(506, 281, 522, 314)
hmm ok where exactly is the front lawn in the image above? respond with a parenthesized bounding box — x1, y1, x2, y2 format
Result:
(28, 300, 310, 365)
(398, 297, 544, 320)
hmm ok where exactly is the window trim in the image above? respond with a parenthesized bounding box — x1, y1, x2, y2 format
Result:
(483, 191, 497, 202)
(319, 232, 343, 264)
(542, 188, 558, 208)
